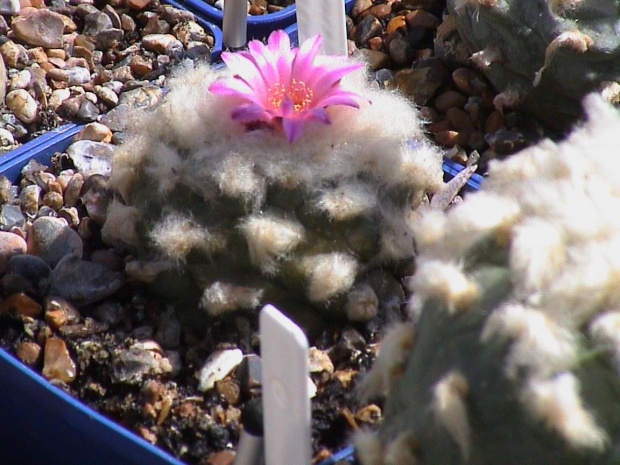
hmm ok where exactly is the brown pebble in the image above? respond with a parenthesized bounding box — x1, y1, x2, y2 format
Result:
(434, 90, 467, 113)
(427, 119, 451, 134)
(368, 3, 391, 19)
(43, 191, 64, 211)
(137, 425, 158, 444)
(446, 107, 475, 133)
(42, 337, 77, 383)
(206, 450, 236, 465)
(435, 129, 469, 147)
(484, 110, 506, 133)
(452, 67, 489, 96)
(215, 378, 241, 405)
(419, 105, 439, 123)
(354, 404, 382, 424)
(75, 122, 113, 143)
(406, 9, 439, 29)
(44, 296, 81, 330)
(16, 341, 42, 366)
(0, 292, 42, 318)
(129, 54, 153, 77)
(385, 15, 407, 36)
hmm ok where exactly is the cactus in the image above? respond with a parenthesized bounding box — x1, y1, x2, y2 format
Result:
(101, 32, 446, 325)
(442, 0, 620, 130)
(356, 95, 620, 465)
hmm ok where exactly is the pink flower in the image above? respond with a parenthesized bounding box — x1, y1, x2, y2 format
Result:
(209, 30, 365, 143)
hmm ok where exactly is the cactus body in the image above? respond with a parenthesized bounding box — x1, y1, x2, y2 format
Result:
(102, 61, 444, 322)
(444, 0, 620, 129)
(358, 95, 620, 464)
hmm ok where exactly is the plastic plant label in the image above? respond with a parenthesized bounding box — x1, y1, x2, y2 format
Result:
(260, 304, 311, 465)
(222, 0, 247, 48)
(296, 0, 347, 56)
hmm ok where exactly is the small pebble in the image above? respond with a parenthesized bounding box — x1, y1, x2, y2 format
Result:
(0, 230, 27, 273)
(197, 348, 243, 392)
(16, 341, 42, 366)
(27, 216, 83, 267)
(0, 291, 42, 317)
(42, 337, 77, 383)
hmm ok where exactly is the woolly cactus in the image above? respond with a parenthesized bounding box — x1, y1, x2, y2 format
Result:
(102, 31, 445, 323)
(444, 0, 620, 129)
(356, 95, 620, 464)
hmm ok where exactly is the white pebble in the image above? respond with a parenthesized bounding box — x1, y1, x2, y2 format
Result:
(197, 348, 243, 392)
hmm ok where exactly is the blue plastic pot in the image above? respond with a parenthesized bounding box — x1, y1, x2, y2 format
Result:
(175, 0, 296, 40)
(179, 0, 356, 42)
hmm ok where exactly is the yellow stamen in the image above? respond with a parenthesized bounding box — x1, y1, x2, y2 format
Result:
(268, 79, 314, 112)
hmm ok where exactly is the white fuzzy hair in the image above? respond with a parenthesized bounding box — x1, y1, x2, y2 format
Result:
(408, 260, 480, 314)
(315, 182, 377, 221)
(200, 281, 264, 315)
(301, 252, 359, 303)
(589, 311, 620, 372)
(431, 371, 471, 460)
(481, 303, 578, 379)
(148, 213, 226, 263)
(101, 200, 142, 248)
(356, 322, 416, 401)
(239, 213, 306, 275)
(522, 372, 608, 450)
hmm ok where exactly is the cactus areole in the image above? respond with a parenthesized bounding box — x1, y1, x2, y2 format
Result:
(446, 0, 620, 130)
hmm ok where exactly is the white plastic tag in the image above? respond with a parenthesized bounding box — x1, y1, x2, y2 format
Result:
(260, 304, 311, 465)
(222, 0, 247, 49)
(296, 0, 348, 56)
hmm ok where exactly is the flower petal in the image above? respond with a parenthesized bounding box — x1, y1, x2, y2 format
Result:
(231, 103, 274, 122)
(209, 78, 266, 107)
(308, 62, 365, 97)
(291, 34, 323, 84)
(315, 90, 364, 108)
(282, 117, 306, 143)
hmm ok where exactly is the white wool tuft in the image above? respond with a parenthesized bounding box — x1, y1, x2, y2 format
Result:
(143, 142, 184, 195)
(200, 281, 263, 315)
(510, 218, 567, 297)
(315, 182, 377, 221)
(239, 213, 305, 275)
(149, 213, 226, 263)
(432, 371, 471, 460)
(408, 260, 479, 313)
(589, 311, 620, 372)
(212, 153, 266, 206)
(481, 303, 578, 379)
(101, 201, 141, 248)
(522, 372, 608, 450)
(357, 322, 416, 400)
(302, 252, 359, 303)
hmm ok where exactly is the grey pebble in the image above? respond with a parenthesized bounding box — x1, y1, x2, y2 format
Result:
(27, 216, 83, 267)
(0, 204, 25, 231)
(49, 255, 125, 306)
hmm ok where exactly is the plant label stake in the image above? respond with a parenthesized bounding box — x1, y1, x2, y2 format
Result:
(260, 304, 311, 465)
(222, 0, 247, 49)
(296, 0, 347, 56)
